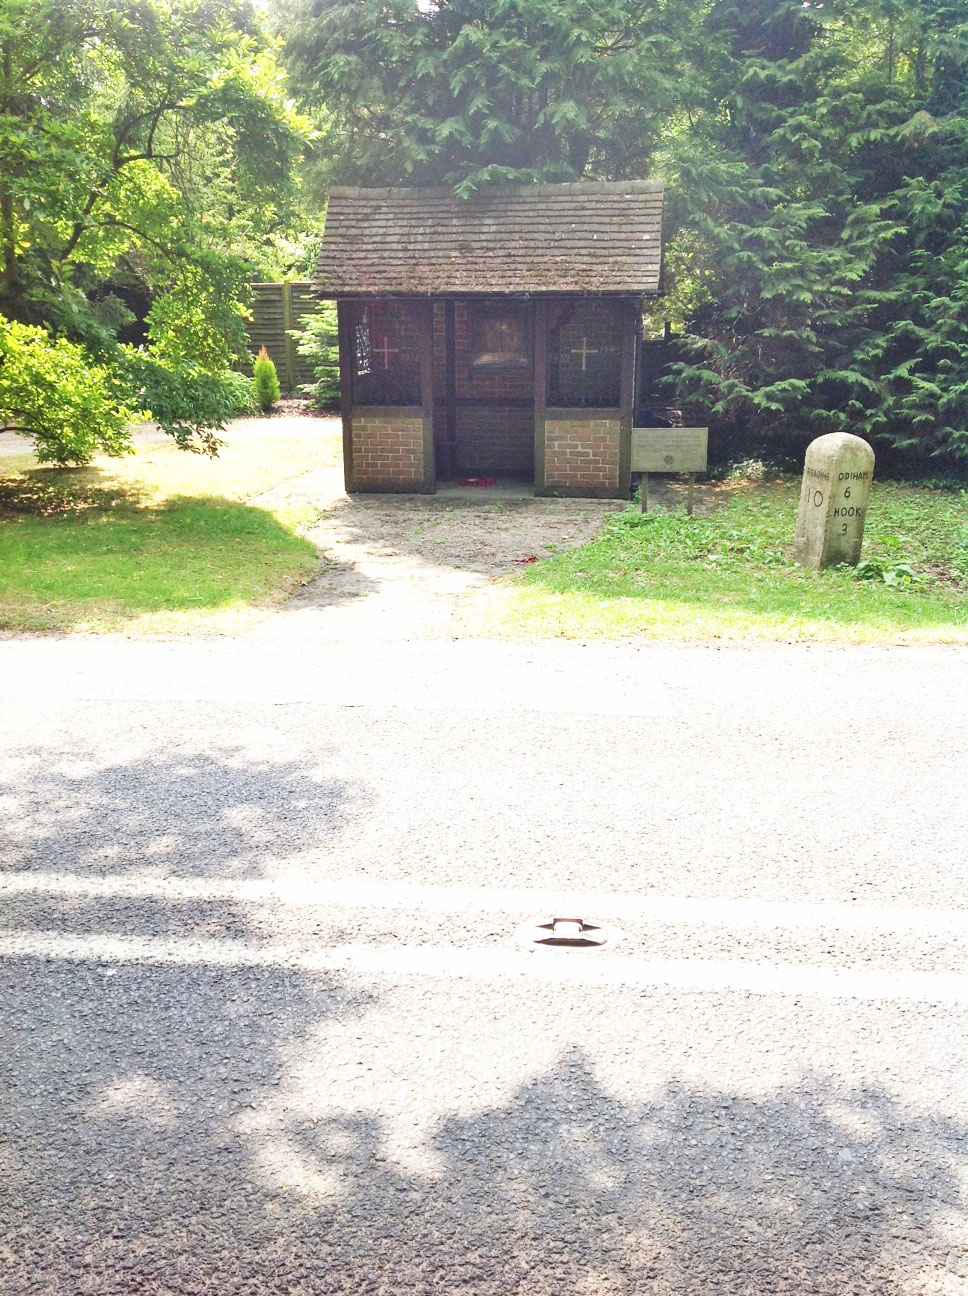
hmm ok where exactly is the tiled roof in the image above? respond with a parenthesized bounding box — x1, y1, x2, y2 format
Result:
(313, 180, 663, 297)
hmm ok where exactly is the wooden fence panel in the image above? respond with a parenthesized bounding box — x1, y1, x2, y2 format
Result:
(246, 281, 319, 392)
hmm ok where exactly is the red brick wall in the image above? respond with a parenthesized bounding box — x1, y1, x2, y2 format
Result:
(543, 417, 621, 493)
(455, 406, 533, 475)
(352, 414, 425, 488)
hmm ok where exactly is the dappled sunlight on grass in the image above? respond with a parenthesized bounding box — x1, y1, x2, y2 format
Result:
(0, 421, 338, 633)
(98, 426, 341, 502)
(1, 419, 343, 505)
(0, 495, 320, 633)
(0, 449, 43, 475)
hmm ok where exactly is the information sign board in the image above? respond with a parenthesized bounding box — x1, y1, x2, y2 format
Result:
(631, 427, 708, 474)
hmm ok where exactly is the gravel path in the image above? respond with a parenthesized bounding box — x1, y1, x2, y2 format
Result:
(254, 475, 635, 642)
(2, 637, 968, 1294)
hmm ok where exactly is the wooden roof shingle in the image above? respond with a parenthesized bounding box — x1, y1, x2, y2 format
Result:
(313, 180, 663, 297)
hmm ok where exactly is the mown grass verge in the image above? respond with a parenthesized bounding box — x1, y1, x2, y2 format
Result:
(0, 423, 337, 633)
(472, 479, 968, 644)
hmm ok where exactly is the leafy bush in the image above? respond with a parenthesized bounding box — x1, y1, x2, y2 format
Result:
(292, 304, 339, 409)
(222, 371, 259, 416)
(253, 346, 281, 413)
(724, 459, 769, 485)
(117, 351, 239, 455)
(853, 558, 921, 587)
(0, 314, 258, 464)
(0, 315, 139, 465)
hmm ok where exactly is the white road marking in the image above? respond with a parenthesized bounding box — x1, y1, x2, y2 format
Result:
(3, 930, 968, 1003)
(0, 640, 675, 715)
(4, 870, 968, 936)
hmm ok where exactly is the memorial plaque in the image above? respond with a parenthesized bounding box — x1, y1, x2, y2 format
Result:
(794, 432, 874, 570)
(632, 427, 708, 474)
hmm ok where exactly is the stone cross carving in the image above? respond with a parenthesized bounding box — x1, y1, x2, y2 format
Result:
(794, 433, 874, 570)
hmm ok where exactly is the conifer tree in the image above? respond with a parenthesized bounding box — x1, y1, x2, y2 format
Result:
(666, 0, 903, 453)
(276, 0, 691, 193)
(667, 0, 968, 468)
(253, 346, 282, 413)
(280, 0, 968, 468)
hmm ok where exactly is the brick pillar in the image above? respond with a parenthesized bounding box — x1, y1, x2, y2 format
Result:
(351, 413, 427, 491)
(541, 417, 622, 496)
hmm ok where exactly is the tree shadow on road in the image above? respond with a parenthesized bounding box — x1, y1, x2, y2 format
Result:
(3, 736, 966, 1295)
(4, 940, 965, 1296)
(3, 739, 360, 880)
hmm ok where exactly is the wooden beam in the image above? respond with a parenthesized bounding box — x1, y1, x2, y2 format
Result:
(419, 298, 436, 492)
(618, 297, 638, 499)
(533, 298, 548, 492)
(444, 299, 458, 480)
(433, 395, 532, 410)
(337, 300, 355, 493)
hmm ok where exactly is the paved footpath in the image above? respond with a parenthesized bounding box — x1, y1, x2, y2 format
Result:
(2, 635, 968, 1295)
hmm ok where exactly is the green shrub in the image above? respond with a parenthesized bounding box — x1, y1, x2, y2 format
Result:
(292, 304, 339, 409)
(0, 315, 139, 464)
(253, 346, 281, 413)
(222, 371, 259, 416)
(853, 558, 921, 587)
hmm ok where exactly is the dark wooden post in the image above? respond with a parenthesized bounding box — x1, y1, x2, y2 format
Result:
(533, 298, 548, 492)
(336, 299, 355, 493)
(618, 297, 638, 500)
(419, 297, 436, 492)
(443, 300, 458, 480)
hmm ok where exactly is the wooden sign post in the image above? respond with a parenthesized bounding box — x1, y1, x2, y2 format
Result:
(631, 427, 709, 514)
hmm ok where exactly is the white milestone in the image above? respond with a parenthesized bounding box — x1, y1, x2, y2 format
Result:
(794, 433, 875, 570)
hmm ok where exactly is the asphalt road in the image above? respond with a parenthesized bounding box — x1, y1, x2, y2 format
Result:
(2, 636, 968, 1295)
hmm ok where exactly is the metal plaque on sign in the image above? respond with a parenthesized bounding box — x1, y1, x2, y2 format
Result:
(631, 427, 708, 474)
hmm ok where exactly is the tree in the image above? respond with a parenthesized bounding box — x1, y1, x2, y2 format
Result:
(663, 0, 968, 469)
(279, 0, 968, 470)
(0, 0, 303, 358)
(0, 0, 307, 460)
(849, 1, 968, 466)
(277, 0, 694, 194)
(293, 302, 339, 409)
(252, 345, 281, 412)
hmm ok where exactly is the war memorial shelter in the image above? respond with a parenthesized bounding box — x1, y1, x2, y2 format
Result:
(313, 180, 663, 499)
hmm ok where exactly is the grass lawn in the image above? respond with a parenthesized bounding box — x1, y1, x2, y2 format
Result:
(472, 478, 968, 644)
(0, 421, 340, 633)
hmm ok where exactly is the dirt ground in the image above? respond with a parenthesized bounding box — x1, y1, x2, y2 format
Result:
(316, 489, 626, 569)
(249, 418, 721, 641)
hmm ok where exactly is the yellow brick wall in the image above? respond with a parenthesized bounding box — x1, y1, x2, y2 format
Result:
(543, 418, 621, 492)
(352, 415, 424, 487)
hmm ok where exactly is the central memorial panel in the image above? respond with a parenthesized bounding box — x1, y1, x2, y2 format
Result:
(549, 299, 623, 409)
